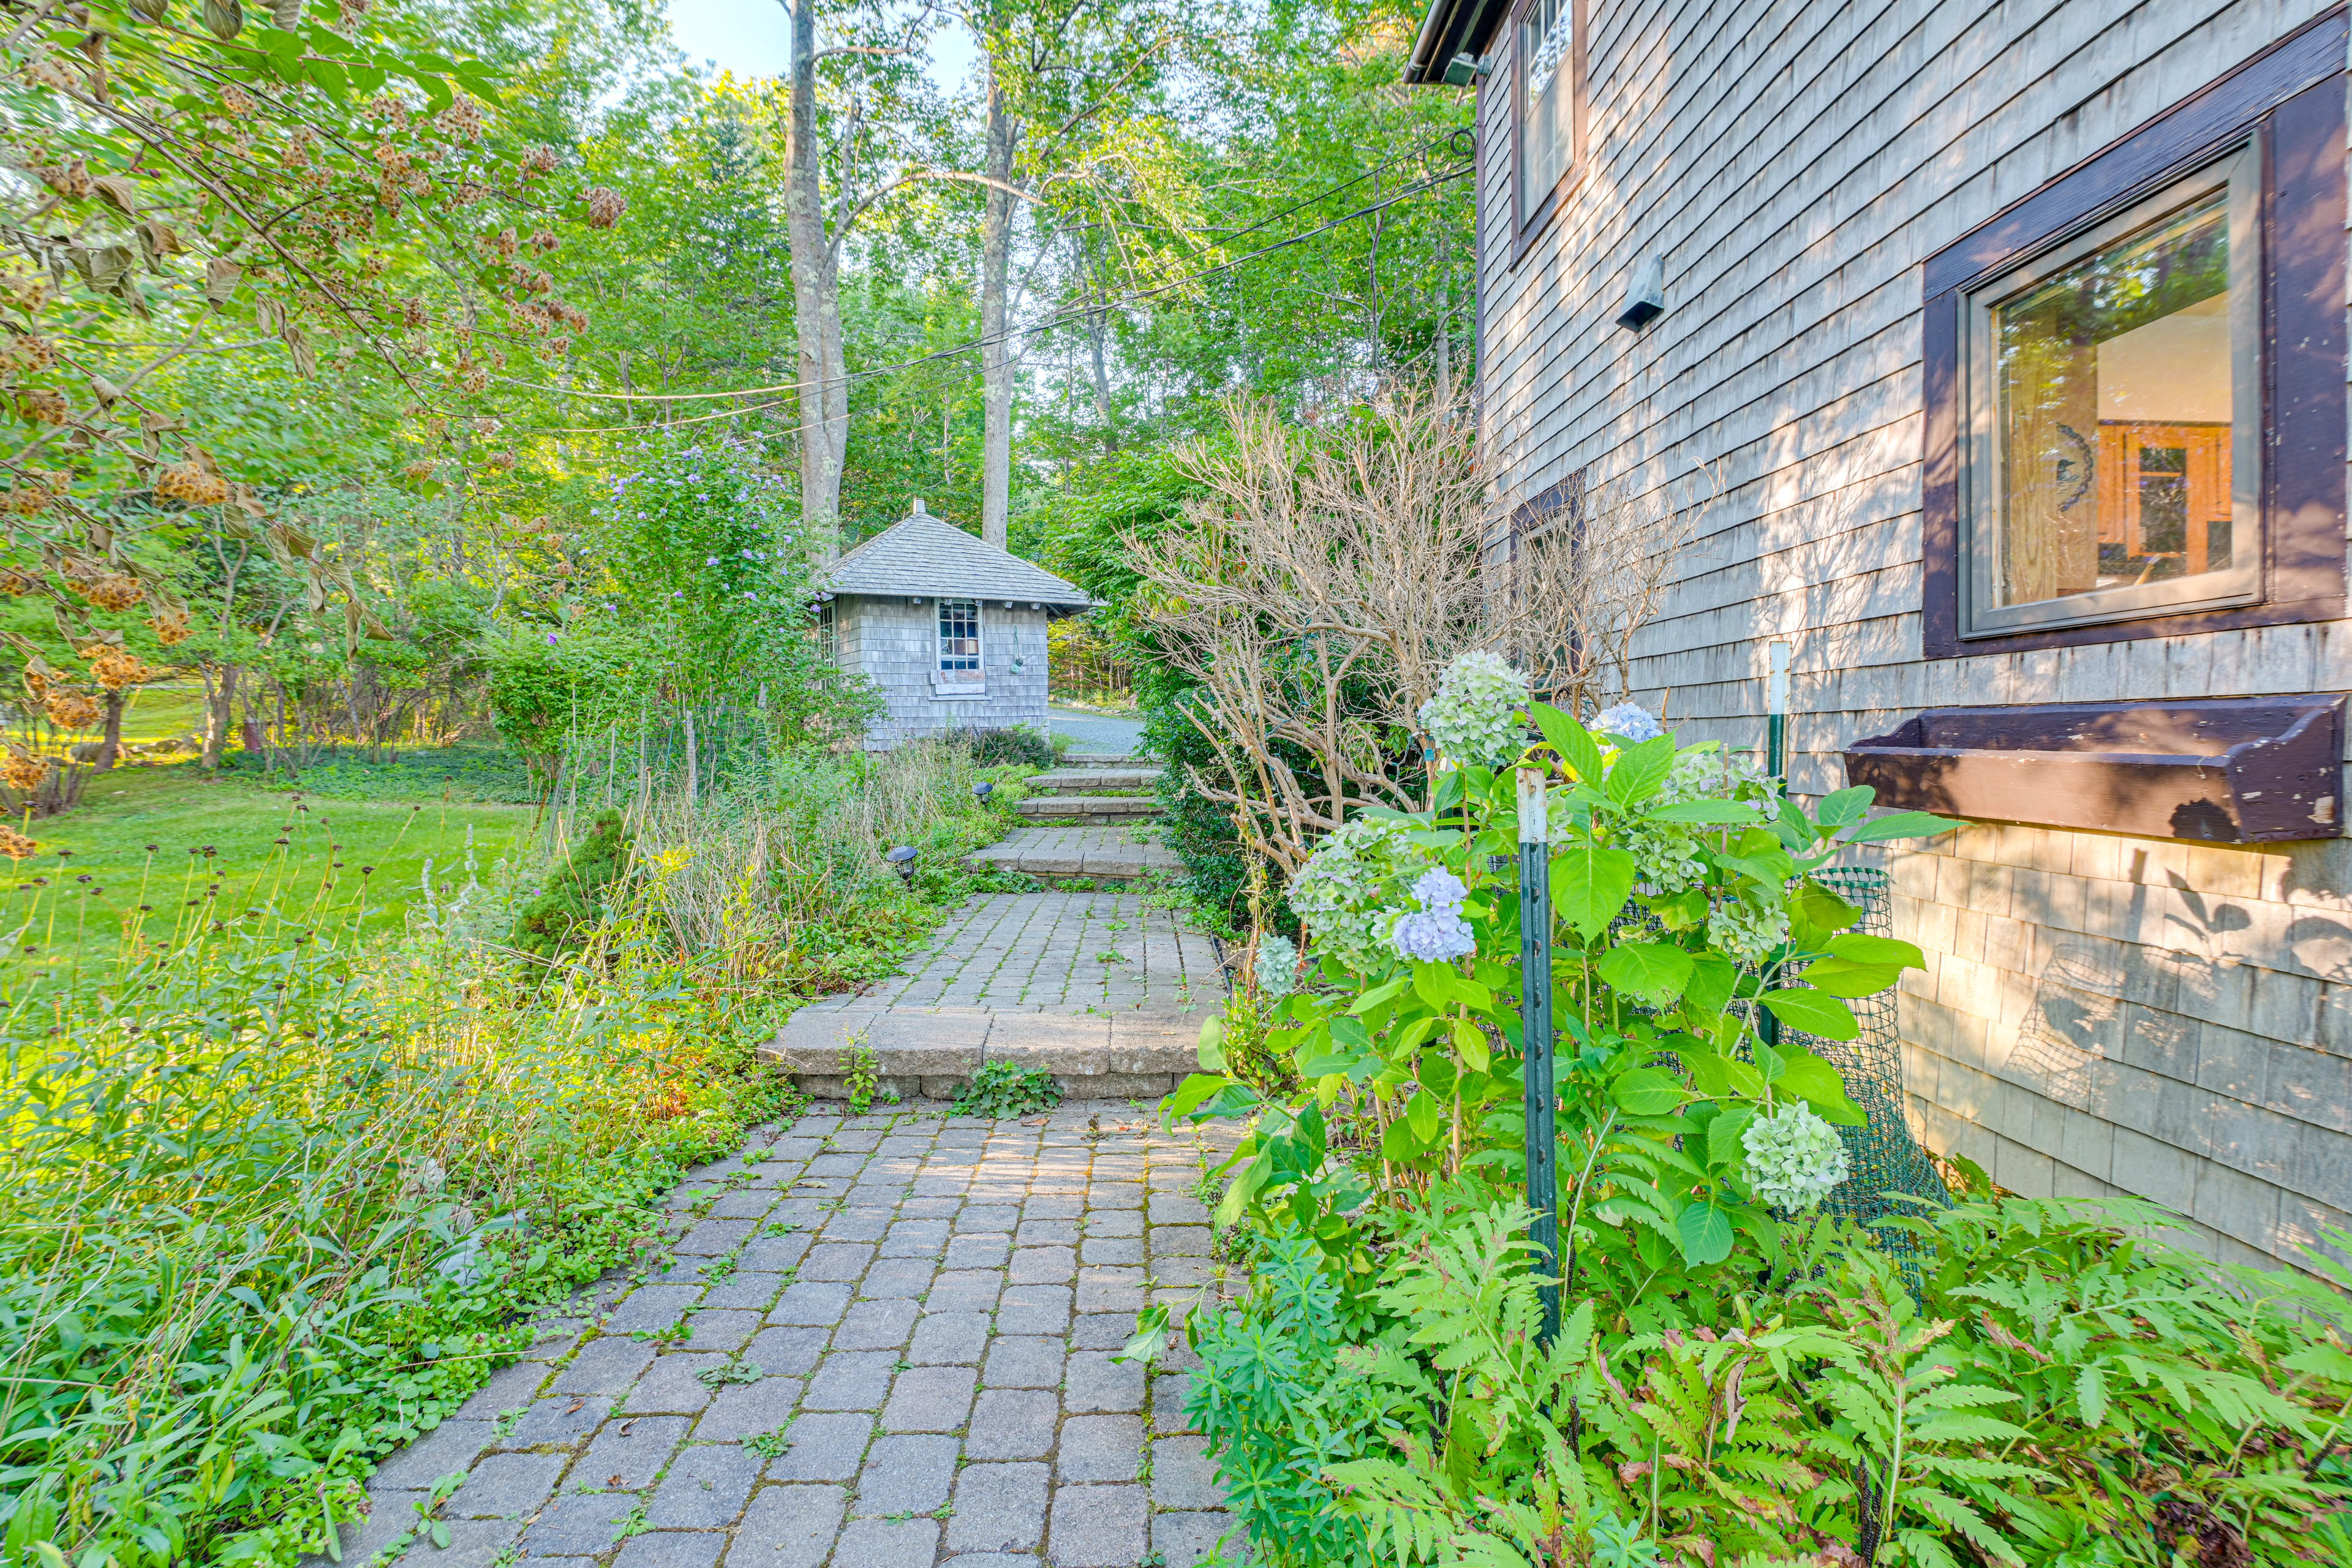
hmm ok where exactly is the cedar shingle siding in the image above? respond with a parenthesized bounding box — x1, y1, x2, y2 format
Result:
(824, 507, 1091, 748)
(1466, 0, 2352, 1268)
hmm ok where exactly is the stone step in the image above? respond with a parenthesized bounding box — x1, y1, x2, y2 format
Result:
(1060, 752, 1141, 767)
(969, 825, 1178, 882)
(1027, 767, 1162, 796)
(1017, 794, 1162, 824)
(760, 1004, 1210, 1099)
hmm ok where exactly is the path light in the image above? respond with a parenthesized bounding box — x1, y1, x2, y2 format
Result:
(972, 780, 994, 802)
(886, 845, 918, 886)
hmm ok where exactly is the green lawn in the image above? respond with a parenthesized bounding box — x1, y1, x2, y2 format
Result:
(2, 760, 535, 979)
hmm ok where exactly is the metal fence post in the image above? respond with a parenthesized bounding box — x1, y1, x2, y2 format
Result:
(1517, 766, 1560, 1346)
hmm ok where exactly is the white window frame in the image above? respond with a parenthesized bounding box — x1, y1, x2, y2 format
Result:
(933, 597, 985, 696)
(1959, 145, 2264, 638)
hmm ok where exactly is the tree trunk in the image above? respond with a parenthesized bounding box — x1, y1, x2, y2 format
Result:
(979, 67, 1021, 550)
(785, 0, 850, 557)
(202, 663, 236, 768)
(96, 690, 124, 771)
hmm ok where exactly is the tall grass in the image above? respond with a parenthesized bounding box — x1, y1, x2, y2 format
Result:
(0, 737, 1025, 1566)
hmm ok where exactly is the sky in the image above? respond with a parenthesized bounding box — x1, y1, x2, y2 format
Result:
(664, 0, 980, 88)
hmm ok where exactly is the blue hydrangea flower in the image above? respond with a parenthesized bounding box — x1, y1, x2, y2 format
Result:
(1392, 906, 1475, 962)
(1592, 702, 1666, 743)
(1411, 867, 1468, 913)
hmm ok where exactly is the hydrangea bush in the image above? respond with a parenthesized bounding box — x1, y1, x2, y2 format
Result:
(1176, 652, 1962, 1310)
(1160, 662, 2352, 1567)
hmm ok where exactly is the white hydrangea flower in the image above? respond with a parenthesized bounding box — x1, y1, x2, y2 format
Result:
(1591, 702, 1665, 743)
(1659, 744, 1776, 816)
(1617, 820, 1705, 892)
(1251, 932, 1298, 997)
(1417, 651, 1529, 767)
(1287, 815, 1429, 976)
(1741, 1101, 1852, 1210)
(1707, 897, 1790, 967)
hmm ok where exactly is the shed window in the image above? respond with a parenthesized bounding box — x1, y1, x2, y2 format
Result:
(1962, 150, 2260, 635)
(937, 598, 981, 676)
(1513, 0, 1578, 239)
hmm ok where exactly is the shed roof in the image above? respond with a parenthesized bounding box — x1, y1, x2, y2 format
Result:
(823, 503, 1095, 609)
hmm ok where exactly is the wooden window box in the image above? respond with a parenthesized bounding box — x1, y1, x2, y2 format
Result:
(1841, 697, 2343, 843)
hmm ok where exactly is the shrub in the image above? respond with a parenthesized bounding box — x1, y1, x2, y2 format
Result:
(513, 807, 631, 960)
(955, 726, 1056, 769)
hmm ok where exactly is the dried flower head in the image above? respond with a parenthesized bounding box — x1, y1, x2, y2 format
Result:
(43, 689, 100, 729)
(0, 567, 37, 594)
(529, 229, 560, 253)
(89, 646, 156, 690)
(219, 83, 256, 117)
(154, 462, 230, 505)
(0, 273, 48, 312)
(452, 180, 488, 206)
(74, 573, 145, 612)
(0, 485, 49, 518)
(20, 50, 81, 91)
(0, 745, 46, 791)
(0, 824, 36, 859)
(433, 96, 486, 138)
(17, 386, 69, 424)
(457, 361, 488, 395)
(584, 186, 624, 229)
(4, 334, 53, 374)
(147, 605, 192, 645)
(40, 159, 91, 200)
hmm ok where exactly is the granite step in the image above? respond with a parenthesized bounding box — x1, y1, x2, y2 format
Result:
(1027, 766, 1163, 796)
(969, 824, 1179, 882)
(759, 1005, 1207, 1099)
(1016, 794, 1162, 824)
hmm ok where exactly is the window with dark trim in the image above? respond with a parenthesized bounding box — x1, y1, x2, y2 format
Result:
(1510, 0, 1582, 249)
(1920, 13, 2346, 660)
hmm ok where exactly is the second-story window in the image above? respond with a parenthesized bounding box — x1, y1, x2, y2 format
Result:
(1517, 0, 1577, 234)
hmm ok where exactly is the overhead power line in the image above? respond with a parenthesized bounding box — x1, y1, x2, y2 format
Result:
(509, 159, 1473, 436)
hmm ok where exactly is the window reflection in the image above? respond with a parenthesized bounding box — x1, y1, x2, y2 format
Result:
(1992, 192, 2233, 608)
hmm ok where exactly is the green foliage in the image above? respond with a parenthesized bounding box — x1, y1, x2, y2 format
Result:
(0, 892, 799, 1567)
(512, 808, 631, 960)
(953, 1060, 1063, 1118)
(1198, 1193, 2352, 1568)
(285, 744, 541, 804)
(956, 726, 1058, 770)
(842, 1040, 881, 1117)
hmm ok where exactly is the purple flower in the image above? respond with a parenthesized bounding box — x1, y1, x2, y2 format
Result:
(545, 631, 558, 645)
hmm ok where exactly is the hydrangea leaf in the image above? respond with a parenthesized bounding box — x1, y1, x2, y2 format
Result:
(1550, 841, 1637, 942)
(1760, 987, 1860, 1041)
(1529, 701, 1605, 783)
(1825, 932, 1926, 968)
(1796, 956, 1904, 998)
(1773, 1048, 1866, 1126)
(1843, 809, 1963, 843)
(1817, 784, 1875, 826)
(1610, 1066, 1684, 1116)
(1707, 1106, 1757, 1167)
(1604, 734, 1677, 806)
(1595, 941, 1694, 1005)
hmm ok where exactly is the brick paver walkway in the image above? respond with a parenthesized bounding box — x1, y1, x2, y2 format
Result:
(320, 1103, 1247, 1568)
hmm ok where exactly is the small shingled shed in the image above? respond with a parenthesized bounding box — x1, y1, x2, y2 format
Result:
(820, 499, 1096, 748)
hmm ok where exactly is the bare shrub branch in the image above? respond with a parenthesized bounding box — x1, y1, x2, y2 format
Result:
(1129, 384, 1708, 872)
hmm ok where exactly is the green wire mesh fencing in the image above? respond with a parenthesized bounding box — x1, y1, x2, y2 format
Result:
(1784, 865, 1951, 1240)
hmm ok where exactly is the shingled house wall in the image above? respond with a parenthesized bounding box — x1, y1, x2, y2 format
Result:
(1463, 0, 2352, 1270)
(839, 596, 1052, 748)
